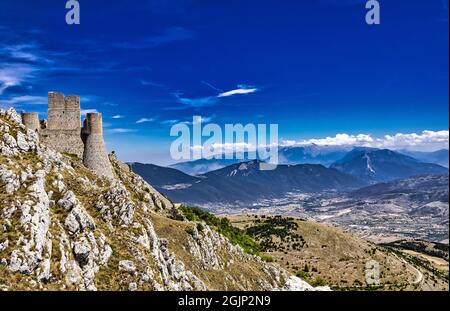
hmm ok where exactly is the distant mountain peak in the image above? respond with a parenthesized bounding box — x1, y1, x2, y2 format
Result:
(331, 148, 447, 183)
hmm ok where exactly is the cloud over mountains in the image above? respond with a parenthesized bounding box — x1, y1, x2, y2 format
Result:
(282, 130, 449, 151)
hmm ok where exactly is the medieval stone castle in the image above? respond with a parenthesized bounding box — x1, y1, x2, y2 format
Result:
(22, 92, 114, 178)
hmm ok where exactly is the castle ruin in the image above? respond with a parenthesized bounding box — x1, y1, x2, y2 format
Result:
(22, 92, 114, 178)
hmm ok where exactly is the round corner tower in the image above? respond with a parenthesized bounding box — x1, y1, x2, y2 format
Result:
(21, 112, 40, 131)
(82, 113, 114, 178)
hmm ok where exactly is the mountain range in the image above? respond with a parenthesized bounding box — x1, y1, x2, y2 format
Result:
(330, 148, 448, 184)
(132, 148, 448, 206)
(399, 149, 449, 168)
(170, 145, 351, 175)
(132, 160, 365, 205)
(171, 146, 449, 175)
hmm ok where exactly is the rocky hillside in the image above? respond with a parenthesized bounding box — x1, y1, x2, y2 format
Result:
(0, 108, 326, 291)
(229, 215, 449, 291)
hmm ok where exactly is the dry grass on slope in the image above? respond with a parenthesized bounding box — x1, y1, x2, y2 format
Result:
(228, 215, 448, 291)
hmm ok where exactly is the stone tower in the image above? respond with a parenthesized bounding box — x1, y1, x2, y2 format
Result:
(82, 113, 114, 178)
(47, 93, 81, 130)
(39, 92, 84, 158)
(22, 92, 114, 179)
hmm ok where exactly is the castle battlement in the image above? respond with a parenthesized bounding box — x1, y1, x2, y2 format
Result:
(22, 92, 114, 178)
(65, 95, 81, 109)
(47, 92, 65, 109)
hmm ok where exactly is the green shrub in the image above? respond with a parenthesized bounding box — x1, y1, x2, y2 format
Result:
(245, 216, 303, 251)
(168, 207, 185, 221)
(260, 255, 274, 262)
(311, 277, 327, 287)
(185, 226, 196, 236)
(296, 270, 309, 279)
(179, 206, 260, 255)
(196, 222, 204, 232)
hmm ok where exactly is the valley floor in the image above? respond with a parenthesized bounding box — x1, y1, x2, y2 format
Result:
(208, 191, 449, 244)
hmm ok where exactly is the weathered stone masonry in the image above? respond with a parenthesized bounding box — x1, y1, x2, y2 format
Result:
(22, 92, 114, 178)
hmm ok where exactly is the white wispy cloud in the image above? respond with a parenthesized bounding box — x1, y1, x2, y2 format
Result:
(190, 142, 262, 157)
(0, 39, 126, 98)
(0, 43, 51, 63)
(160, 119, 179, 125)
(181, 115, 215, 125)
(107, 128, 138, 133)
(0, 41, 73, 96)
(173, 92, 218, 107)
(0, 95, 47, 106)
(218, 85, 258, 97)
(0, 63, 37, 94)
(112, 115, 124, 119)
(140, 80, 165, 88)
(201, 81, 223, 92)
(173, 84, 258, 107)
(80, 109, 98, 116)
(80, 96, 96, 102)
(160, 116, 216, 126)
(136, 117, 155, 124)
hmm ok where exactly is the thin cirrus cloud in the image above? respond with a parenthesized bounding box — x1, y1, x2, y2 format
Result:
(0, 95, 47, 106)
(112, 115, 124, 119)
(181, 115, 215, 125)
(160, 119, 179, 125)
(218, 85, 258, 98)
(0, 40, 82, 97)
(0, 37, 135, 98)
(140, 80, 165, 88)
(159, 115, 214, 127)
(174, 84, 259, 107)
(173, 92, 219, 108)
(136, 117, 155, 124)
(0, 43, 52, 63)
(0, 63, 37, 95)
(107, 128, 138, 133)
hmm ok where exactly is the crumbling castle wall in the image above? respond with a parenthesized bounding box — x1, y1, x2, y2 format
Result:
(39, 130, 85, 158)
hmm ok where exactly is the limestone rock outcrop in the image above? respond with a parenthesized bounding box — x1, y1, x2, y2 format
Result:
(0, 107, 329, 291)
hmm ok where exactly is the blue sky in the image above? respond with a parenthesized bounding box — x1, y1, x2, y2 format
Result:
(0, 0, 448, 164)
